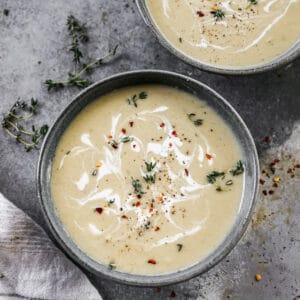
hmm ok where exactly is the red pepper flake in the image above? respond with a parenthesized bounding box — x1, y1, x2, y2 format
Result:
(129, 121, 134, 127)
(108, 135, 113, 139)
(137, 194, 142, 199)
(135, 201, 141, 207)
(262, 169, 267, 174)
(149, 208, 153, 213)
(121, 128, 127, 134)
(169, 143, 173, 147)
(295, 164, 300, 168)
(197, 10, 205, 17)
(160, 122, 165, 128)
(121, 215, 128, 219)
(262, 190, 267, 196)
(112, 144, 118, 149)
(184, 168, 189, 176)
(274, 159, 280, 164)
(206, 153, 213, 160)
(95, 207, 103, 214)
(156, 287, 161, 293)
(155, 226, 160, 231)
(172, 130, 178, 137)
(133, 144, 136, 149)
(148, 259, 157, 265)
(259, 179, 265, 185)
(263, 136, 270, 143)
(170, 291, 176, 298)
(269, 190, 274, 195)
(287, 168, 293, 174)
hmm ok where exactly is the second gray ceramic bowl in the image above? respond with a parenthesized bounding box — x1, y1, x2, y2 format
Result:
(37, 70, 259, 286)
(136, 0, 300, 75)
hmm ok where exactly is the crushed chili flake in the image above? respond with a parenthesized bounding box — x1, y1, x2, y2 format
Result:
(135, 201, 141, 207)
(129, 121, 134, 127)
(133, 144, 136, 149)
(184, 169, 189, 176)
(274, 159, 280, 164)
(262, 190, 267, 196)
(160, 122, 165, 128)
(172, 130, 178, 137)
(170, 291, 176, 298)
(149, 208, 153, 213)
(156, 287, 161, 293)
(295, 164, 300, 168)
(121, 215, 128, 219)
(95, 207, 103, 214)
(157, 195, 163, 202)
(121, 128, 127, 134)
(263, 136, 270, 143)
(137, 194, 142, 199)
(148, 259, 157, 265)
(112, 144, 118, 149)
(269, 190, 274, 195)
(169, 143, 173, 147)
(206, 154, 213, 160)
(155, 226, 160, 231)
(108, 135, 113, 139)
(197, 10, 205, 17)
(259, 179, 265, 185)
(262, 169, 267, 174)
(287, 168, 293, 174)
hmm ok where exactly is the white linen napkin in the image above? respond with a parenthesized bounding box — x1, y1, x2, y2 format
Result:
(0, 193, 101, 300)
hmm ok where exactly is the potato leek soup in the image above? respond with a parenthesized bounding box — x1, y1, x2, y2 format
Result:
(146, 0, 300, 68)
(51, 85, 245, 275)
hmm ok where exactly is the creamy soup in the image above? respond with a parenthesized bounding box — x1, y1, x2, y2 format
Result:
(51, 85, 245, 275)
(146, 0, 300, 68)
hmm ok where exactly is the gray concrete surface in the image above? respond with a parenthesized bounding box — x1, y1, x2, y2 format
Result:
(0, 1, 299, 299)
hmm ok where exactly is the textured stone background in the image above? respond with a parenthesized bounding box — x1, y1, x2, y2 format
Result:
(0, 1, 299, 299)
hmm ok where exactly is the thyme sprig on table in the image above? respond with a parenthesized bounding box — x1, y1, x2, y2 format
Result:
(2, 98, 48, 152)
(45, 15, 118, 91)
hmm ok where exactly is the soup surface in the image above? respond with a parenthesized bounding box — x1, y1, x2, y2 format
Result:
(51, 85, 244, 275)
(146, 0, 300, 68)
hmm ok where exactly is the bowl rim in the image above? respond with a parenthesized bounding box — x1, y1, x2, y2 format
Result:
(135, 0, 300, 75)
(37, 69, 259, 286)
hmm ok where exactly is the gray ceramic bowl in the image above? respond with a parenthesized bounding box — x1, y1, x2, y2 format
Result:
(136, 0, 300, 75)
(37, 70, 259, 286)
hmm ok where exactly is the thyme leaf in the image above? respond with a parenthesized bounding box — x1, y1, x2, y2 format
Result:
(207, 171, 225, 184)
(230, 160, 244, 176)
(177, 244, 183, 252)
(187, 113, 203, 126)
(132, 178, 145, 196)
(127, 91, 148, 107)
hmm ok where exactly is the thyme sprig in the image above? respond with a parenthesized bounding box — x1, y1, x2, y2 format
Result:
(207, 171, 225, 184)
(230, 160, 244, 176)
(2, 99, 48, 152)
(46, 45, 118, 91)
(211, 9, 225, 20)
(187, 113, 203, 126)
(132, 178, 145, 196)
(108, 135, 133, 149)
(45, 15, 118, 91)
(127, 91, 148, 107)
(143, 161, 157, 184)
